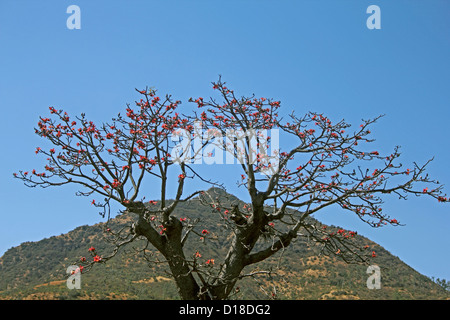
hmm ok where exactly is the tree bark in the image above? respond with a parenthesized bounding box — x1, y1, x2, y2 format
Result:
(134, 214, 204, 300)
(161, 216, 205, 300)
(210, 208, 267, 299)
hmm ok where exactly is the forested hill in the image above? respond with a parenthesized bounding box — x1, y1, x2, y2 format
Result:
(0, 189, 448, 300)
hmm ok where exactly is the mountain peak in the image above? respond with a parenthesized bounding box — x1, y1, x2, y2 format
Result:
(0, 192, 448, 300)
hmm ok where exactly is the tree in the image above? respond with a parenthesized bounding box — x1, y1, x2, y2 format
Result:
(15, 89, 204, 299)
(431, 277, 450, 292)
(15, 78, 448, 300)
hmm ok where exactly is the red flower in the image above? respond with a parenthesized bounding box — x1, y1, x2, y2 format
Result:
(88, 247, 95, 252)
(111, 179, 121, 189)
(371, 251, 377, 258)
(159, 225, 167, 235)
(201, 229, 209, 235)
(93, 255, 102, 262)
(148, 200, 157, 205)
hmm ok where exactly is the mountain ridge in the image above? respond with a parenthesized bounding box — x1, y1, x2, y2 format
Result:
(0, 188, 448, 300)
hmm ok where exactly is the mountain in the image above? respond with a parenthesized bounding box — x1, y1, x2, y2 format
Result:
(0, 188, 448, 300)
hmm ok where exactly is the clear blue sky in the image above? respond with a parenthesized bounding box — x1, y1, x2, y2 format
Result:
(1, 0, 449, 282)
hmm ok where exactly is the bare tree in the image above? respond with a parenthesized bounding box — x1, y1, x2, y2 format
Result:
(15, 79, 448, 300)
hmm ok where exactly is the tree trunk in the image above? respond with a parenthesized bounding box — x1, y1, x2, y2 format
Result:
(209, 235, 246, 299)
(134, 214, 205, 300)
(209, 219, 264, 299)
(161, 216, 205, 300)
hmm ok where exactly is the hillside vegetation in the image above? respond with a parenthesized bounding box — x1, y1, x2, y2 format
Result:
(0, 190, 448, 300)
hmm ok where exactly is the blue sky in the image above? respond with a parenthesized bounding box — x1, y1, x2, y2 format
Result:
(1, 0, 449, 283)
